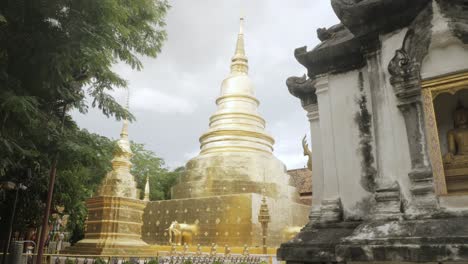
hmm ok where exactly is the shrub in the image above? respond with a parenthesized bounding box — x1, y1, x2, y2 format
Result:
(147, 259, 159, 264)
(93, 258, 106, 264)
(64, 259, 75, 264)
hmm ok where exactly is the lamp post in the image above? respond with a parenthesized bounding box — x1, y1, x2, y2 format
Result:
(1, 181, 27, 264)
(257, 191, 270, 255)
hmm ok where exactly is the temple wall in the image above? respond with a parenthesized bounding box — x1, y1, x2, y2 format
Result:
(320, 4, 468, 215)
(326, 71, 372, 219)
(378, 28, 417, 204)
(280, 1, 468, 262)
(142, 193, 309, 247)
(421, 1, 468, 79)
(420, 0, 468, 210)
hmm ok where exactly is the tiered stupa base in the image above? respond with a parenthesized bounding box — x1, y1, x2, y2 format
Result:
(62, 196, 152, 255)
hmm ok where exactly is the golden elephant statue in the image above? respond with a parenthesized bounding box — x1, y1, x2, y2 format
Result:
(167, 221, 199, 245)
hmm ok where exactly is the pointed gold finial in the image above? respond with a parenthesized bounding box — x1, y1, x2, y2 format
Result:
(144, 176, 150, 201)
(117, 87, 132, 156)
(230, 17, 249, 74)
(120, 88, 130, 139)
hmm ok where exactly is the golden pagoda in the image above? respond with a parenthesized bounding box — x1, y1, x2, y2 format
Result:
(63, 105, 152, 255)
(142, 18, 309, 247)
(65, 19, 309, 255)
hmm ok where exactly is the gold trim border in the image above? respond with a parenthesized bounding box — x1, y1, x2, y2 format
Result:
(421, 71, 468, 195)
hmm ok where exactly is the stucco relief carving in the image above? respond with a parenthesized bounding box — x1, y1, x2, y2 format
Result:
(436, 0, 468, 44)
(387, 5, 439, 215)
(331, 0, 430, 38)
(286, 74, 317, 107)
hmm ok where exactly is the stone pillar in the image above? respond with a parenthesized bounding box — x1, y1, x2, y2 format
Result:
(388, 48, 438, 216)
(364, 50, 402, 220)
(287, 74, 342, 225)
(303, 103, 324, 223)
(314, 75, 342, 223)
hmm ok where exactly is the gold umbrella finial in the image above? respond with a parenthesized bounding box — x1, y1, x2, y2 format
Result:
(230, 17, 249, 74)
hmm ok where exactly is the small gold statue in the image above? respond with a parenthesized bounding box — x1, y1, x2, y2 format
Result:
(170, 243, 176, 255)
(242, 244, 249, 256)
(183, 243, 189, 255)
(443, 103, 468, 192)
(224, 244, 231, 256)
(302, 135, 313, 171)
(210, 243, 217, 256)
(196, 244, 202, 256)
(444, 104, 468, 161)
(168, 221, 182, 245)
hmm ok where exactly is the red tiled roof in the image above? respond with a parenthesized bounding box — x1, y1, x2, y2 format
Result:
(287, 168, 312, 195)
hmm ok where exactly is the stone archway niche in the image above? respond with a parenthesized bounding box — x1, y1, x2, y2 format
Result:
(421, 71, 468, 195)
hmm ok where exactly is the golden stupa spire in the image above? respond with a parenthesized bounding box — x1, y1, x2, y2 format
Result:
(120, 87, 130, 139)
(230, 17, 249, 74)
(144, 176, 150, 201)
(197, 16, 275, 157)
(97, 87, 138, 198)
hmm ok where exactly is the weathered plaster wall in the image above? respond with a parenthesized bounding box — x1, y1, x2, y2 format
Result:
(421, 1, 468, 79)
(379, 29, 416, 204)
(326, 70, 372, 219)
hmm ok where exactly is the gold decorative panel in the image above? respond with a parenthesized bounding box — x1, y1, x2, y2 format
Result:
(142, 193, 309, 247)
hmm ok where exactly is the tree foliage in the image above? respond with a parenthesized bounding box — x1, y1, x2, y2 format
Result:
(131, 142, 183, 201)
(0, 0, 169, 174)
(0, 0, 170, 244)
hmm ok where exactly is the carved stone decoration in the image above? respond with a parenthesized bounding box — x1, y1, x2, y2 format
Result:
(302, 135, 313, 171)
(286, 74, 316, 107)
(387, 8, 439, 216)
(294, 24, 366, 78)
(436, 0, 468, 44)
(317, 27, 333, 41)
(331, 0, 431, 38)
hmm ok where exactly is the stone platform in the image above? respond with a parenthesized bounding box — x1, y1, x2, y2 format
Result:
(278, 217, 468, 263)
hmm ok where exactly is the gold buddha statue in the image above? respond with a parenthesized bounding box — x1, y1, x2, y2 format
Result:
(443, 103, 468, 193)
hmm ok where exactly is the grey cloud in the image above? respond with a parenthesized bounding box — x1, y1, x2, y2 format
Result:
(72, 0, 339, 169)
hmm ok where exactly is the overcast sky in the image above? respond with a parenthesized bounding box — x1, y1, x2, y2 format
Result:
(72, 1, 339, 170)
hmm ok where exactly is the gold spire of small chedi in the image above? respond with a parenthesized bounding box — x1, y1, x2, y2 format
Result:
(63, 90, 150, 255)
(144, 176, 150, 201)
(97, 94, 139, 198)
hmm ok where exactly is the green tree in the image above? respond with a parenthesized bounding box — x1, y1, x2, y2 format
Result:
(0, 0, 170, 174)
(131, 142, 165, 196)
(0, 0, 169, 244)
(130, 142, 183, 200)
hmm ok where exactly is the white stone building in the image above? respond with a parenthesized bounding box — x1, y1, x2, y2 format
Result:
(278, 0, 468, 263)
